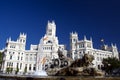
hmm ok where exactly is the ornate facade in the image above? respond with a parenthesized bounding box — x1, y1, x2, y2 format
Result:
(70, 32, 119, 69)
(0, 21, 119, 75)
(1, 21, 67, 74)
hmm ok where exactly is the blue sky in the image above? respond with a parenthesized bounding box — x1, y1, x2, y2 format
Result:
(0, 0, 120, 50)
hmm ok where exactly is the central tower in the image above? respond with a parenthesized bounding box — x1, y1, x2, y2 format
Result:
(46, 21, 56, 37)
(37, 21, 59, 71)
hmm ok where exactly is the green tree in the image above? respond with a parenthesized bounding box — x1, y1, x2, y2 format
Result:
(10, 67, 13, 73)
(6, 67, 10, 74)
(102, 57, 120, 74)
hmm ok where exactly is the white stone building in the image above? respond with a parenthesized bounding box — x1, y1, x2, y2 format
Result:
(1, 21, 119, 75)
(1, 21, 67, 74)
(70, 32, 119, 69)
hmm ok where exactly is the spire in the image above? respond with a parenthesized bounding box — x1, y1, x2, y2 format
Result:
(6, 39, 8, 43)
(8, 37, 11, 41)
(20, 32, 22, 35)
(17, 39, 18, 42)
(84, 35, 87, 40)
(25, 33, 27, 37)
(48, 20, 50, 24)
(52, 20, 55, 24)
(115, 43, 117, 48)
(75, 31, 77, 34)
(90, 37, 92, 41)
(101, 38, 105, 45)
(111, 43, 114, 47)
(70, 32, 73, 35)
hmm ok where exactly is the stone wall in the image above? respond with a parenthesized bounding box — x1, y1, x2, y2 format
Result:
(0, 75, 120, 80)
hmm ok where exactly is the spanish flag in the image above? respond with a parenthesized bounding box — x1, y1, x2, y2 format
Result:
(101, 39, 104, 42)
(43, 37, 48, 41)
(41, 57, 46, 65)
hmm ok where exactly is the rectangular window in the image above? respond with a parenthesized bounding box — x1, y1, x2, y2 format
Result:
(17, 63, 19, 68)
(7, 62, 9, 66)
(10, 55, 12, 59)
(25, 64, 27, 67)
(29, 64, 31, 70)
(11, 63, 13, 66)
(82, 44, 84, 47)
(20, 63, 22, 69)
(25, 64, 27, 70)
(33, 64, 36, 71)
(23, 40, 25, 43)
(9, 62, 11, 66)
(20, 39, 22, 42)
(33, 67, 36, 71)
(18, 56, 19, 60)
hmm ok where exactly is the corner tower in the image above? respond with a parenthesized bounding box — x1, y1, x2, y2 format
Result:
(111, 44, 119, 59)
(70, 32, 78, 60)
(17, 33, 27, 50)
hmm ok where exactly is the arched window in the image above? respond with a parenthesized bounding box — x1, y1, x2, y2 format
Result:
(73, 39, 76, 42)
(29, 64, 31, 70)
(33, 64, 36, 71)
(23, 40, 25, 43)
(10, 55, 12, 59)
(18, 56, 19, 60)
(48, 40, 52, 43)
(20, 39, 22, 42)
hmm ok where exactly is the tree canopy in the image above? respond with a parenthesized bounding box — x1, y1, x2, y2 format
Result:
(102, 57, 120, 74)
(0, 52, 2, 64)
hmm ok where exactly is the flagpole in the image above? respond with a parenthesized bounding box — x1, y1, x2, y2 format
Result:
(101, 39, 104, 45)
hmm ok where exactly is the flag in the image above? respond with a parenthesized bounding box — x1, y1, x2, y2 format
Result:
(101, 39, 104, 42)
(41, 57, 46, 65)
(43, 37, 48, 41)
